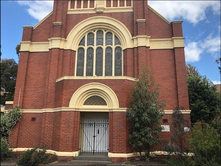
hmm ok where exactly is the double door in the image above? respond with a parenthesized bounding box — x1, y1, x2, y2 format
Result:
(80, 113, 109, 154)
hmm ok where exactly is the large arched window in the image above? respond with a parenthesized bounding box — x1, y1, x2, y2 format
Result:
(76, 30, 122, 76)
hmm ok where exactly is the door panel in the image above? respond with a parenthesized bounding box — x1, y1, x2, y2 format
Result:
(80, 113, 109, 154)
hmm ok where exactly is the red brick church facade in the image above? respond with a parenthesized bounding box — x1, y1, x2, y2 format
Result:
(9, 0, 190, 162)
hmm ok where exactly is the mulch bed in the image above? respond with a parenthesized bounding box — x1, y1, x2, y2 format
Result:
(1, 157, 18, 164)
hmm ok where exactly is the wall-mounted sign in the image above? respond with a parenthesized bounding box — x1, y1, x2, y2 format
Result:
(161, 125, 170, 132)
(184, 127, 190, 132)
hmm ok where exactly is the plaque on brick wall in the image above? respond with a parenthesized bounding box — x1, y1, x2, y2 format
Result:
(184, 127, 190, 132)
(161, 125, 170, 132)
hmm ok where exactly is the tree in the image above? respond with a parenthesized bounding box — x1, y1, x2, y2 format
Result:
(163, 107, 190, 166)
(211, 114, 221, 136)
(216, 57, 221, 73)
(127, 67, 166, 159)
(171, 107, 189, 152)
(186, 64, 221, 124)
(1, 59, 18, 105)
(16, 44, 20, 57)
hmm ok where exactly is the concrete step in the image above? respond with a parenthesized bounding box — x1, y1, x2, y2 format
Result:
(73, 153, 111, 162)
(74, 156, 111, 161)
(71, 160, 112, 163)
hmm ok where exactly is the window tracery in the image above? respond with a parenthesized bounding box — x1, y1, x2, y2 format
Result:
(76, 30, 123, 76)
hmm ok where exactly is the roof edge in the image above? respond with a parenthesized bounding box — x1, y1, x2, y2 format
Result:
(148, 5, 171, 25)
(34, 12, 53, 30)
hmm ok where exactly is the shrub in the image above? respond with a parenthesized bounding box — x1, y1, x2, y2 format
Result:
(188, 122, 221, 166)
(1, 106, 21, 138)
(1, 137, 13, 159)
(16, 147, 49, 166)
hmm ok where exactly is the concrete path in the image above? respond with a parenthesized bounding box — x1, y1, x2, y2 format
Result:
(1, 163, 16, 166)
(1, 162, 125, 166)
(47, 163, 124, 166)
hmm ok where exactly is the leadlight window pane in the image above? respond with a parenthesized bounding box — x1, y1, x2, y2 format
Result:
(79, 36, 85, 46)
(86, 48, 94, 76)
(87, 33, 94, 46)
(105, 47, 112, 76)
(115, 47, 122, 76)
(106, 32, 113, 45)
(76, 48, 85, 76)
(96, 30, 103, 46)
(96, 47, 103, 76)
(84, 96, 107, 105)
(115, 35, 121, 45)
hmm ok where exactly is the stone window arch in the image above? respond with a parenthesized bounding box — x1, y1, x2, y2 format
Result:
(69, 82, 119, 109)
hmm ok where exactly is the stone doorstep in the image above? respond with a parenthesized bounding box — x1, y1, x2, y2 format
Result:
(73, 153, 111, 162)
(71, 160, 111, 163)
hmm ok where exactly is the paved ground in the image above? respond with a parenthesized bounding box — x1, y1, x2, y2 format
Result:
(1, 161, 169, 166)
(1, 153, 169, 166)
(1, 163, 16, 166)
(1, 162, 126, 166)
(47, 163, 125, 166)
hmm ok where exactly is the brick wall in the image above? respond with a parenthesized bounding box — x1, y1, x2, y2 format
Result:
(8, 113, 43, 148)
(10, 0, 190, 160)
(55, 79, 134, 108)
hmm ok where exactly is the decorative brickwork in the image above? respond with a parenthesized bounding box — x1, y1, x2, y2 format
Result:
(9, 0, 190, 162)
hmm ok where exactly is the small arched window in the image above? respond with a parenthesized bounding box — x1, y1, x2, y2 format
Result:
(83, 96, 107, 105)
(76, 30, 122, 76)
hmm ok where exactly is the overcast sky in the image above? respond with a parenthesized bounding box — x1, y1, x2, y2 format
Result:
(1, 0, 220, 84)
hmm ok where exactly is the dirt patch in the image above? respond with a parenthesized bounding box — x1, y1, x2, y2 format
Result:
(1, 154, 57, 165)
(1, 157, 18, 164)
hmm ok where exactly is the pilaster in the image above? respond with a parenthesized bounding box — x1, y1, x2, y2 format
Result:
(22, 26, 33, 41)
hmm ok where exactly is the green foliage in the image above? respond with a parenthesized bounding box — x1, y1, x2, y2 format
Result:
(171, 107, 189, 152)
(16, 44, 21, 57)
(163, 107, 190, 166)
(1, 106, 22, 138)
(1, 137, 13, 159)
(1, 58, 18, 105)
(188, 121, 221, 166)
(16, 147, 49, 166)
(164, 157, 191, 166)
(127, 67, 166, 158)
(164, 113, 221, 166)
(216, 57, 221, 73)
(186, 64, 221, 123)
(211, 114, 221, 135)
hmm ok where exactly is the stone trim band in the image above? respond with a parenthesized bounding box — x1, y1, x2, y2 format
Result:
(11, 148, 193, 157)
(18, 109, 191, 114)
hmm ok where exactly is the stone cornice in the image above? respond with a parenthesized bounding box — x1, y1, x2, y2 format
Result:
(20, 108, 191, 114)
(20, 36, 185, 52)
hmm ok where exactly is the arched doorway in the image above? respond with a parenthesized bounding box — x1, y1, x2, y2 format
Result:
(69, 82, 119, 155)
